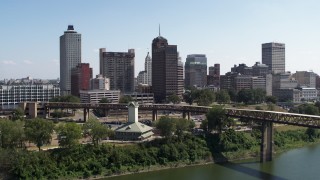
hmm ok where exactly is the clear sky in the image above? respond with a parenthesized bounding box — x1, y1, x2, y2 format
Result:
(1, 0, 320, 79)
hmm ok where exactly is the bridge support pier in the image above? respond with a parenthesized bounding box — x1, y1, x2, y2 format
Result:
(83, 108, 90, 122)
(46, 108, 50, 119)
(182, 111, 191, 120)
(260, 121, 273, 162)
(152, 110, 158, 121)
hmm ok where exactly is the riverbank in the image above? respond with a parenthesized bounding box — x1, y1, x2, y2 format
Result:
(98, 137, 320, 179)
(1, 128, 319, 180)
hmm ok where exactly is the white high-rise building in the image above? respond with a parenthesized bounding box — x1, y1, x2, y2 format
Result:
(60, 25, 81, 95)
(145, 52, 152, 85)
(137, 52, 152, 86)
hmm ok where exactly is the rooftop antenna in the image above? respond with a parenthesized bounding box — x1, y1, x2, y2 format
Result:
(159, 24, 161, 36)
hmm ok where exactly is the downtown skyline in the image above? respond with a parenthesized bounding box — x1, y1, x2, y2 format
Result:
(1, 0, 320, 79)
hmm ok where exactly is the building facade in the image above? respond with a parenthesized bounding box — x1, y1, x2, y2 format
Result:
(207, 64, 220, 87)
(0, 84, 60, 109)
(292, 71, 316, 88)
(90, 74, 110, 90)
(152, 34, 182, 103)
(262, 42, 285, 74)
(60, 25, 81, 95)
(137, 52, 152, 86)
(184, 54, 207, 87)
(99, 48, 135, 93)
(71, 63, 92, 97)
(79, 90, 120, 104)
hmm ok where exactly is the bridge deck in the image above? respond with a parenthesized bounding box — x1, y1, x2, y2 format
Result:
(43, 103, 320, 128)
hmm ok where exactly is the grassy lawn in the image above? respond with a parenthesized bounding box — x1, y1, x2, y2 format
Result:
(274, 124, 307, 132)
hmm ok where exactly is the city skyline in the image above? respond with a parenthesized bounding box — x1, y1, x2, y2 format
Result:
(1, 0, 320, 79)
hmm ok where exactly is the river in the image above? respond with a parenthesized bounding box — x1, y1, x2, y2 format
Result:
(106, 143, 320, 180)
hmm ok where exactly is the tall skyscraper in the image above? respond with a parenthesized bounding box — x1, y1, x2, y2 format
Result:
(262, 42, 285, 74)
(177, 54, 184, 96)
(137, 52, 152, 85)
(185, 54, 207, 87)
(71, 63, 92, 97)
(145, 52, 152, 86)
(152, 32, 182, 103)
(99, 48, 135, 93)
(207, 64, 220, 87)
(60, 25, 81, 95)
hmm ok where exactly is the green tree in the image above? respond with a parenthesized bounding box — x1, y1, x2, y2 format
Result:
(12, 107, 25, 120)
(306, 128, 317, 141)
(25, 118, 54, 151)
(50, 95, 80, 103)
(265, 96, 278, 104)
(197, 89, 215, 106)
(156, 116, 176, 138)
(228, 89, 237, 102)
(83, 118, 112, 146)
(237, 89, 253, 104)
(0, 119, 25, 148)
(252, 89, 266, 104)
(206, 106, 226, 134)
(99, 97, 110, 103)
(174, 118, 194, 138)
(183, 90, 194, 105)
(119, 95, 133, 104)
(56, 122, 82, 148)
(216, 90, 231, 104)
(168, 93, 181, 104)
(200, 119, 208, 132)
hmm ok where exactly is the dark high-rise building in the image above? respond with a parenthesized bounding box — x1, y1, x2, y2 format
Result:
(185, 54, 207, 87)
(60, 25, 81, 95)
(152, 32, 182, 103)
(207, 64, 220, 87)
(99, 48, 135, 93)
(71, 63, 92, 97)
(262, 42, 285, 74)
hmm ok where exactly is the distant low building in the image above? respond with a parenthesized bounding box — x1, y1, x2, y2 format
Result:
(79, 90, 120, 103)
(0, 84, 60, 109)
(124, 93, 154, 104)
(115, 102, 153, 141)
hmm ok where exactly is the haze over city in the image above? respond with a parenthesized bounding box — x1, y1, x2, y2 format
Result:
(1, 0, 320, 79)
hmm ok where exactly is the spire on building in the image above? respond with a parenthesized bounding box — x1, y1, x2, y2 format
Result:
(159, 24, 161, 36)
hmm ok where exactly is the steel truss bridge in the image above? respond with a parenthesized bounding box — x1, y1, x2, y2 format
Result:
(43, 102, 320, 162)
(43, 102, 320, 128)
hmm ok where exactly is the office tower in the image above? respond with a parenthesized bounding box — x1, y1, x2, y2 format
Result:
(90, 74, 110, 90)
(60, 25, 81, 95)
(137, 52, 152, 85)
(152, 32, 182, 103)
(99, 48, 135, 93)
(177, 54, 184, 96)
(71, 63, 92, 97)
(207, 64, 220, 87)
(185, 54, 207, 87)
(145, 52, 152, 86)
(262, 42, 285, 74)
(209, 64, 220, 76)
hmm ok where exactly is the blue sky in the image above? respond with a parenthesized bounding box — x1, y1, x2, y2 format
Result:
(1, 0, 320, 79)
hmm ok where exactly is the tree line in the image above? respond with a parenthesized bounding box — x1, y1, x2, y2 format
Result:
(182, 88, 277, 106)
(0, 118, 112, 150)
